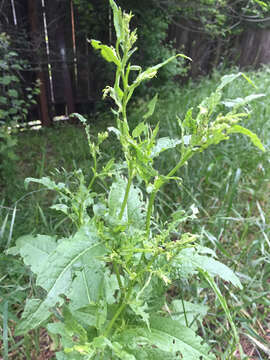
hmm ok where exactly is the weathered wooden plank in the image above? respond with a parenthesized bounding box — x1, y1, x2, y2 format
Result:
(44, 0, 75, 115)
(27, 0, 51, 126)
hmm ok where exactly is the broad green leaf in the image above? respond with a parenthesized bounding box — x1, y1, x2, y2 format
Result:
(67, 266, 104, 310)
(111, 342, 136, 360)
(129, 300, 150, 328)
(128, 347, 176, 360)
(222, 93, 265, 108)
(143, 94, 158, 120)
(16, 227, 105, 334)
(103, 270, 120, 304)
(10, 234, 57, 275)
(108, 178, 145, 229)
(25, 176, 69, 193)
(171, 300, 208, 331)
(109, 0, 123, 41)
(108, 177, 127, 220)
(116, 316, 215, 359)
(228, 125, 265, 152)
(132, 122, 148, 138)
(175, 248, 242, 288)
(0, 76, 13, 85)
(217, 73, 242, 91)
(50, 203, 69, 215)
(8, 89, 18, 98)
(151, 137, 181, 158)
(15, 296, 60, 335)
(62, 306, 88, 344)
(91, 40, 120, 66)
(148, 316, 215, 359)
(69, 305, 98, 329)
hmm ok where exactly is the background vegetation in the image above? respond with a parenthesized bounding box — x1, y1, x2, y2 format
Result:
(1, 64, 270, 358)
(1, 0, 270, 358)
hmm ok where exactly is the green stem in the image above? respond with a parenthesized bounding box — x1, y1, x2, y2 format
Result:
(88, 152, 97, 190)
(145, 190, 157, 238)
(119, 166, 133, 220)
(145, 149, 194, 238)
(88, 174, 97, 191)
(103, 284, 133, 337)
(113, 261, 124, 300)
(166, 149, 193, 179)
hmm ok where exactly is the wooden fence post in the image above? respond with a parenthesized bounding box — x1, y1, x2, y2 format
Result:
(28, 0, 52, 126)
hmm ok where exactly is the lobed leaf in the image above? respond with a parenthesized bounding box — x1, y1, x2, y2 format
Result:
(90, 40, 120, 66)
(8, 234, 57, 275)
(116, 316, 215, 359)
(151, 137, 181, 158)
(143, 94, 158, 120)
(175, 247, 242, 288)
(16, 226, 105, 334)
(228, 124, 265, 152)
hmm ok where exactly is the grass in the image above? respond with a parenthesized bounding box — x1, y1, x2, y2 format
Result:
(1, 66, 270, 359)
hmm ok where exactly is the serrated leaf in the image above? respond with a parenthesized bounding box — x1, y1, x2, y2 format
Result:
(228, 125, 265, 152)
(143, 94, 158, 120)
(12, 234, 57, 275)
(116, 316, 215, 359)
(129, 301, 150, 328)
(25, 176, 68, 193)
(148, 316, 215, 359)
(151, 137, 181, 158)
(91, 40, 120, 66)
(175, 248, 242, 288)
(132, 122, 148, 138)
(108, 178, 145, 229)
(16, 227, 105, 334)
(50, 204, 69, 215)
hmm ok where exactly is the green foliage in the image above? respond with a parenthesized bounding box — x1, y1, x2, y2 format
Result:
(0, 33, 39, 127)
(162, 0, 270, 36)
(73, 0, 187, 98)
(10, 1, 266, 359)
(0, 33, 39, 183)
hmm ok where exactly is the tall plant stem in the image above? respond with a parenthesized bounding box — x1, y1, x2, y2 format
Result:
(113, 261, 124, 300)
(146, 190, 157, 238)
(103, 284, 133, 337)
(167, 148, 193, 179)
(145, 149, 194, 238)
(119, 165, 133, 220)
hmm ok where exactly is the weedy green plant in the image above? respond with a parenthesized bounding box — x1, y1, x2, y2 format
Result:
(0, 32, 39, 184)
(8, 1, 265, 359)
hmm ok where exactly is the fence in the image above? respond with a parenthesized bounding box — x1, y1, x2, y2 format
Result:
(1, 0, 99, 126)
(1, 0, 270, 127)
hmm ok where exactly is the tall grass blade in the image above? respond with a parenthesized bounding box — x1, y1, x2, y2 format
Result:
(6, 204, 16, 248)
